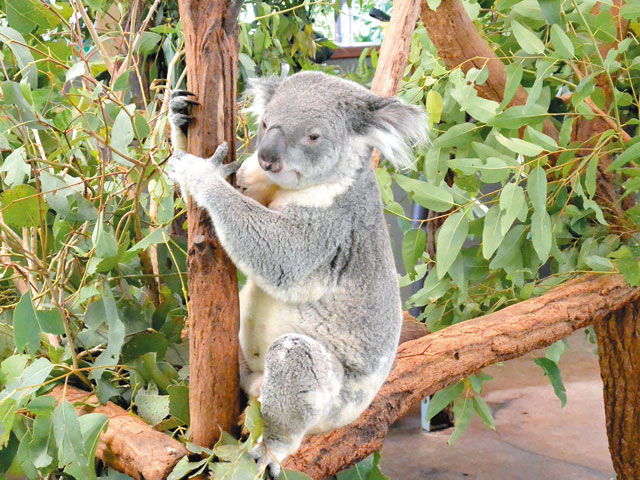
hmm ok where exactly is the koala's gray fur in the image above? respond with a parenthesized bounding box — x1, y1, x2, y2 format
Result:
(168, 71, 427, 477)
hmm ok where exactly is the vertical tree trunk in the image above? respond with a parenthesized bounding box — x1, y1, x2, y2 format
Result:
(177, 0, 242, 447)
(370, 0, 421, 169)
(595, 302, 640, 479)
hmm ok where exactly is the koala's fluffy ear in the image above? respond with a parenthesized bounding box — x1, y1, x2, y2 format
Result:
(364, 97, 429, 169)
(245, 77, 283, 119)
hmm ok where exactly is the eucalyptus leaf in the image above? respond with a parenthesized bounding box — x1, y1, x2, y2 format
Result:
(436, 211, 470, 279)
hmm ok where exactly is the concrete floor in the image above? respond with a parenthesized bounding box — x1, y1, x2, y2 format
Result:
(380, 330, 616, 480)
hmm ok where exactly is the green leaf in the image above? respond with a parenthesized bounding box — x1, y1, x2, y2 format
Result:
(499, 182, 525, 234)
(0, 147, 30, 187)
(606, 141, 640, 172)
(496, 133, 545, 157)
(122, 332, 168, 363)
(550, 24, 575, 58)
(482, 206, 504, 259)
(1, 184, 42, 228)
(527, 166, 547, 212)
(500, 62, 523, 109)
(615, 248, 640, 286)
(402, 228, 427, 275)
(128, 228, 167, 253)
(0, 432, 19, 474)
(167, 456, 208, 480)
(136, 32, 162, 55)
(620, 3, 640, 20)
(111, 105, 136, 164)
(0, 398, 17, 447)
(425, 382, 464, 422)
(537, 0, 562, 25)
(66, 62, 86, 82)
(584, 255, 613, 271)
(35, 310, 65, 336)
(524, 126, 558, 152)
(426, 89, 443, 124)
(29, 413, 53, 470)
(134, 383, 169, 426)
(431, 123, 476, 149)
(336, 453, 387, 480)
(78, 413, 109, 466)
(472, 396, 495, 430)
(53, 401, 94, 479)
(426, 0, 442, 10)
(89, 285, 125, 403)
(449, 396, 474, 444)
(436, 211, 470, 279)
(533, 357, 567, 406)
(6, 0, 60, 35)
(13, 292, 41, 356)
(394, 175, 455, 212)
(511, 20, 545, 55)
(168, 385, 190, 425)
(0, 27, 37, 87)
(479, 157, 510, 183)
(0, 357, 52, 404)
(546, 340, 566, 363)
(531, 210, 552, 262)
(279, 470, 314, 480)
(490, 104, 547, 129)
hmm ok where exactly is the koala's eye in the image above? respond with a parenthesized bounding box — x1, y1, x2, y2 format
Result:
(261, 120, 267, 130)
(308, 133, 320, 141)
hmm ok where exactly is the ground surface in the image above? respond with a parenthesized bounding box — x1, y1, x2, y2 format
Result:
(379, 330, 616, 480)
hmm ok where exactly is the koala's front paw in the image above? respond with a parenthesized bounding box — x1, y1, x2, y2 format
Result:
(250, 443, 281, 479)
(169, 90, 198, 135)
(207, 142, 241, 178)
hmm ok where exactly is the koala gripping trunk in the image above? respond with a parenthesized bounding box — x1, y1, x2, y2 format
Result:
(177, 0, 243, 447)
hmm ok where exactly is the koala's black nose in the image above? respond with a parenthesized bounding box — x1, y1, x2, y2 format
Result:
(258, 127, 285, 173)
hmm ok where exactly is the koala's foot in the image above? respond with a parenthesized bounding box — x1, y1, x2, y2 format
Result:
(257, 334, 341, 476)
(250, 441, 288, 479)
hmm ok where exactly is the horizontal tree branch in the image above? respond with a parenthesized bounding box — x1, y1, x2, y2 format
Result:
(50, 274, 637, 479)
(284, 274, 639, 479)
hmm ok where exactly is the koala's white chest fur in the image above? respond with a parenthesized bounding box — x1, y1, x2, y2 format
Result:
(239, 280, 302, 372)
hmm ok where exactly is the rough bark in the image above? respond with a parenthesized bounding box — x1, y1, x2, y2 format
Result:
(285, 274, 640, 479)
(177, 0, 242, 447)
(419, 0, 559, 141)
(595, 301, 640, 479)
(50, 386, 188, 480)
(370, 0, 421, 98)
(370, 0, 421, 168)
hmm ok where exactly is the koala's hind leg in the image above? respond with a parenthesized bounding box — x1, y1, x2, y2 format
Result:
(251, 334, 342, 478)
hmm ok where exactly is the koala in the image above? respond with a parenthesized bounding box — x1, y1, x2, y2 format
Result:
(168, 71, 427, 477)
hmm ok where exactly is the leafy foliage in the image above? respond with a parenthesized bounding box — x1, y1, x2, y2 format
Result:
(0, 0, 638, 477)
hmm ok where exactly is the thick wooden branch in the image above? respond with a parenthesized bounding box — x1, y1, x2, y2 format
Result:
(370, 0, 421, 97)
(370, 0, 421, 168)
(285, 274, 640, 479)
(177, 0, 241, 447)
(50, 386, 188, 480)
(419, 0, 559, 141)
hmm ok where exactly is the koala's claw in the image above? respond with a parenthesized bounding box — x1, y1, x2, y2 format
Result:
(250, 443, 281, 479)
(169, 90, 199, 135)
(208, 142, 240, 177)
(170, 89, 195, 99)
(209, 142, 229, 165)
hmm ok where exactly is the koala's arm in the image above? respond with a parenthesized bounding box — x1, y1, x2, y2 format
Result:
(170, 147, 347, 297)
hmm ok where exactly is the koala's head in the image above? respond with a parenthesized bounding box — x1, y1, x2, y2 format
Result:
(246, 71, 428, 190)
